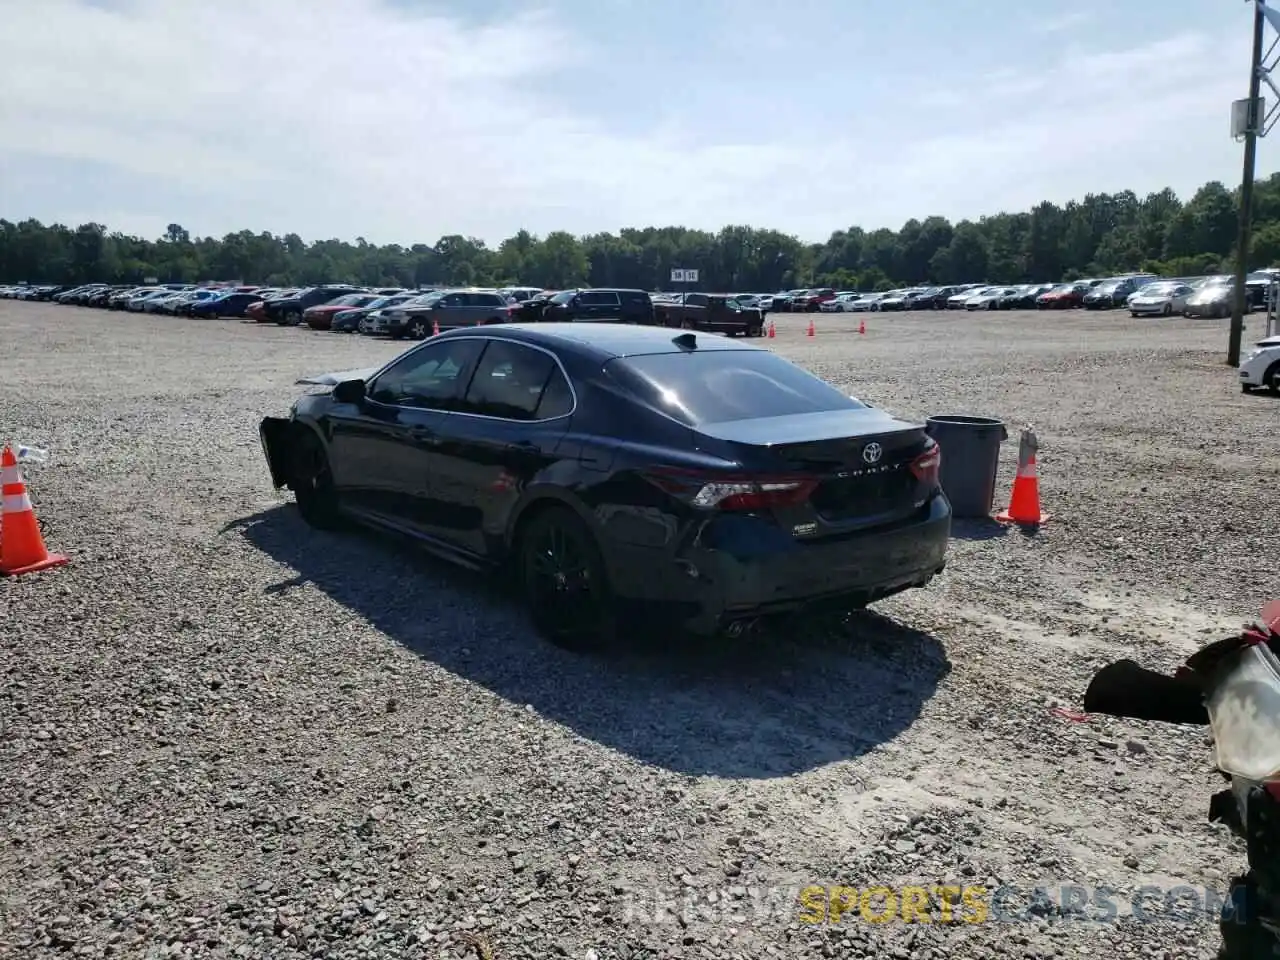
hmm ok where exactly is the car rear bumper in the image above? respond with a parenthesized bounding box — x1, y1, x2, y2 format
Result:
(606, 495, 951, 634)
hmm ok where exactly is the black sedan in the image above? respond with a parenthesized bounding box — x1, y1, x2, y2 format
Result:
(259, 324, 950, 649)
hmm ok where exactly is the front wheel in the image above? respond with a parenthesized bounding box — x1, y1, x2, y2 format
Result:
(1163, 303, 1172, 316)
(518, 507, 616, 652)
(1266, 360, 1280, 396)
(291, 430, 342, 530)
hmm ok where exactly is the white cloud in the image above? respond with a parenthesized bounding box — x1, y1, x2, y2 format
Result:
(1032, 10, 1093, 35)
(0, 0, 1263, 244)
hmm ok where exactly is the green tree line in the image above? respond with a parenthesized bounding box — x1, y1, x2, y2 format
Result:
(6, 174, 1280, 292)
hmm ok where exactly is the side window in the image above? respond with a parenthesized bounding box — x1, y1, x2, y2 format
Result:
(463, 340, 563, 420)
(368, 339, 484, 410)
(581, 291, 620, 307)
(686, 294, 709, 307)
(535, 368, 574, 419)
(439, 293, 465, 307)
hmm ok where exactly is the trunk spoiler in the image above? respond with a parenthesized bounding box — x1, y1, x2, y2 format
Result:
(295, 366, 379, 387)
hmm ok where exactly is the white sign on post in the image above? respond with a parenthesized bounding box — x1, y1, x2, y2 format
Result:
(670, 268, 699, 284)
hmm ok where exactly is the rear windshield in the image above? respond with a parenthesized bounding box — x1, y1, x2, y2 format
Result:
(608, 350, 865, 426)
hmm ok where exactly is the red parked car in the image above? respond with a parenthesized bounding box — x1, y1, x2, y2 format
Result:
(303, 293, 382, 330)
(792, 288, 838, 312)
(1036, 282, 1089, 309)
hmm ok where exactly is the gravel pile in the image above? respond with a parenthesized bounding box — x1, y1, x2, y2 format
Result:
(2, 304, 1277, 960)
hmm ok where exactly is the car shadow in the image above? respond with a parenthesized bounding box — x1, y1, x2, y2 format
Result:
(950, 518, 1009, 541)
(224, 505, 952, 779)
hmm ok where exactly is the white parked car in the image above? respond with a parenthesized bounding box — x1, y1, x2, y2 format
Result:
(821, 293, 862, 312)
(965, 286, 1019, 310)
(125, 288, 171, 311)
(1240, 334, 1280, 394)
(1128, 281, 1194, 317)
(947, 287, 987, 309)
(849, 294, 885, 312)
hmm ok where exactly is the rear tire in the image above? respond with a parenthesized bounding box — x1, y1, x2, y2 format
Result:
(518, 506, 616, 652)
(408, 319, 429, 339)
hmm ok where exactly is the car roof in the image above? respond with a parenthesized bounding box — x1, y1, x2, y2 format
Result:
(439, 322, 763, 360)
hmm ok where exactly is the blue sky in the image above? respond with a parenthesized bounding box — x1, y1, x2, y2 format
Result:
(0, 0, 1270, 245)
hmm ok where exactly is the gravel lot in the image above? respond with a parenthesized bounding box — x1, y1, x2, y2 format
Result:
(2, 302, 1277, 960)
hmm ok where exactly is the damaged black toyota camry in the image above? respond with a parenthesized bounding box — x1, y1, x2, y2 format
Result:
(260, 323, 950, 650)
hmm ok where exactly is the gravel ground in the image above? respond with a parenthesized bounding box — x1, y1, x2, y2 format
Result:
(1, 302, 1277, 960)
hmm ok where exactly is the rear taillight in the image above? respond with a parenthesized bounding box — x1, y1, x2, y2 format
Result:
(646, 468, 818, 511)
(909, 444, 941, 487)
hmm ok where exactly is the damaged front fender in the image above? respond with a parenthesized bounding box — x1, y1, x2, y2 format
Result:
(260, 416, 301, 489)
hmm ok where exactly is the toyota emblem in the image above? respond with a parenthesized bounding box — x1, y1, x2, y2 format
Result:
(862, 442, 883, 464)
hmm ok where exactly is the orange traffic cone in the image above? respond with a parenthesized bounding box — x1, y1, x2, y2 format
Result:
(858, 320, 866, 335)
(432, 318, 440, 336)
(996, 427, 1050, 526)
(767, 320, 776, 338)
(0, 446, 67, 576)
(806, 317, 815, 337)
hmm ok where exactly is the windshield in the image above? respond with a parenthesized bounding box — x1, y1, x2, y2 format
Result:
(1140, 282, 1176, 295)
(551, 290, 576, 304)
(607, 350, 866, 426)
(1095, 282, 1121, 293)
(328, 294, 365, 306)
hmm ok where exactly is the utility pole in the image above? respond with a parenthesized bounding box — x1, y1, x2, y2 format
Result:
(1230, 0, 1267, 366)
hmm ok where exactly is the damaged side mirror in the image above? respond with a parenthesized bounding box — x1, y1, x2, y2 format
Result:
(333, 379, 366, 404)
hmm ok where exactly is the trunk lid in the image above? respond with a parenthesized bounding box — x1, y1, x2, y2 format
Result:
(694, 409, 932, 532)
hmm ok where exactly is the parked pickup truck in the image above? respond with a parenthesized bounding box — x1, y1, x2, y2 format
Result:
(653, 293, 765, 337)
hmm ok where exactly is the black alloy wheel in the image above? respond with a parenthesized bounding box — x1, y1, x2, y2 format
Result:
(291, 430, 343, 530)
(519, 507, 615, 652)
(408, 318, 430, 339)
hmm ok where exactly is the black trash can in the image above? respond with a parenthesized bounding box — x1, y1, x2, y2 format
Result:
(924, 415, 1008, 519)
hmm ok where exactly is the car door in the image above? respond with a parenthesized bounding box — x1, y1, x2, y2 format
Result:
(1171, 284, 1192, 311)
(431, 292, 466, 329)
(416, 338, 575, 557)
(578, 290, 620, 321)
(325, 338, 486, 535)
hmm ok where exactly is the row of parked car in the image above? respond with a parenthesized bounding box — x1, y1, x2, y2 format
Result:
(16, 282, 773, 338)
(12, 269, 1280, 332)
(796, 271, 1280, 317)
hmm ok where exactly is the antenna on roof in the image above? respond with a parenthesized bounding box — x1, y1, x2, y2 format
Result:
(672, 332, 697, 350)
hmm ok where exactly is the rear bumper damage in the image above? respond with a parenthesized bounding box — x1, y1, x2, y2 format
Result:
(607, 495, 952, 635)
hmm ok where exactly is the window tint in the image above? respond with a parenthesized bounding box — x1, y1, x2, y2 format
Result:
(620, 291, 651, 305)
(686, 294, 709, 307)
(607, 350, 864, 426)
(466, 293, 505, 307)
(464, 341, 564, 420)
(535, 369, 574, 419)
(551, 291, 576, 305)
(581, 291, 620, 306)
(439, 293, 465, 307)
(368, 339, 484, 410)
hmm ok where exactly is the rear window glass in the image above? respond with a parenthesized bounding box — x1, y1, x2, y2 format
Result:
(607, 350, 865, 426)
